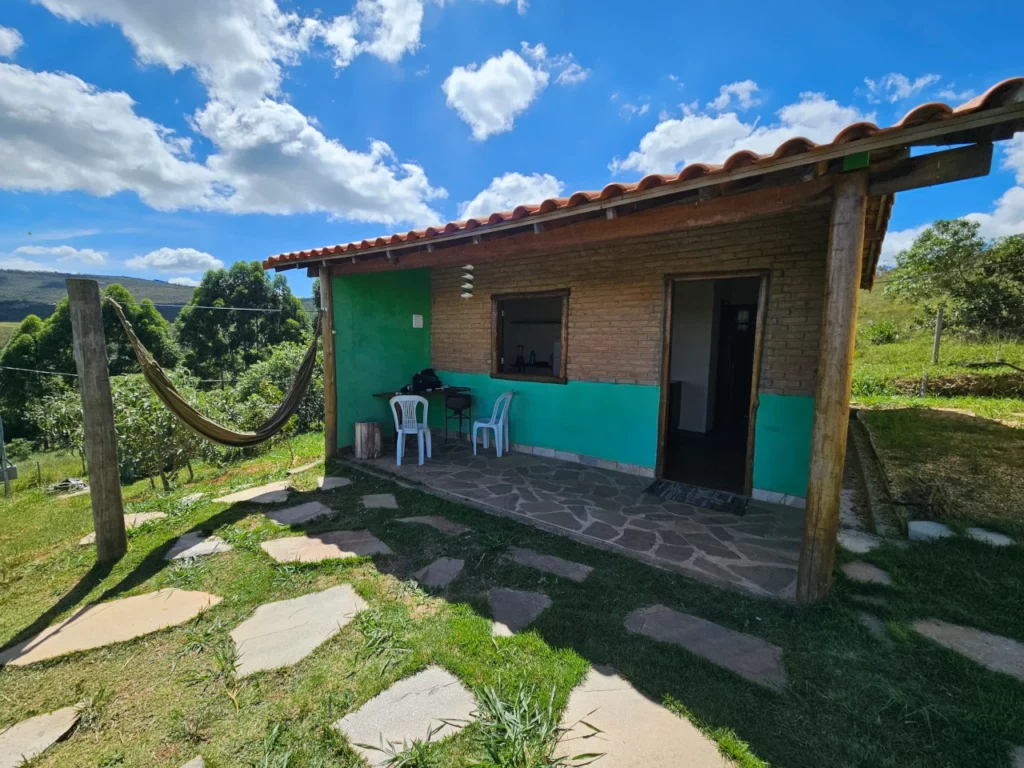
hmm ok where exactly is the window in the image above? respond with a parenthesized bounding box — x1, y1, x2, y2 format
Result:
(491, 290, 568, 383)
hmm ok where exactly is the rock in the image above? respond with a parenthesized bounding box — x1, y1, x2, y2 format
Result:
(334, 666, 476, 767)
(624, 604, 786, 691)
(286, 461, 320, 476)
(505, 547, 593, 583)
(214, 481, 291, 505)
(487, 588, 551, 637)
(908, 520, 953, 542)
(912, 619, 1024, 682)
(840, 561, 892, 586)
(556, 666, 729, 768)
(261, 530, 393, 563)
(180, 493, 205, 504)
(837, 529, 882, 554)
(264, 501, 333, 526)
(397, 516, 470, 535)
(0, 589, 222, 667)
(319, 476, 351, 491)
(0, 705, 81, 768)
(412, 558, 464, 588)
(966, 528, 1013, 547)
(165, 533, 233, 560)
(179, 758, 205, 768)
(231, 585, 367, 677)
(79, 512, 167, 546)
(362, 494, 398, 509)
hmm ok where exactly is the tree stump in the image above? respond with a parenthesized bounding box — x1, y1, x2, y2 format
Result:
(354, 422, 382, 460)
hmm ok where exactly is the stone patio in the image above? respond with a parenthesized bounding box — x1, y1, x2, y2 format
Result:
(0, 704, 81, 768)
(360, 442, 804, 599)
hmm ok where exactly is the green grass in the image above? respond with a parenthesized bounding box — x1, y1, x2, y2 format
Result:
(2, 435, 1024, 767)
(0, 320, 17, 350)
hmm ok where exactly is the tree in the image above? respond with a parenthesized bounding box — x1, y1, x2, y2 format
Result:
(886, 219, 1024, 337)
(175, 261, 309, 380)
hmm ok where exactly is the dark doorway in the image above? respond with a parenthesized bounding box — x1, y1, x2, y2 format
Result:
(662, 276, 762, 494)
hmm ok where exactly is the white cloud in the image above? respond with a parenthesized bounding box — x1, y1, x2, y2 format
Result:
(620, 102, 650, 120)
(706, 80, 759, 111)
(610, 90, 874, 176)
(15, 244, 107, 265)
(490, 0, 529, 13)
(459, 172, 564, 220)
(443, 50, 549, 140)
(169, 276, 201, 287)
(20, 228, 100, 241)
(863, 73, 940, 104)
(879, 223, 928, 267)
(0, 25, 23, 58)
(321, 15, 360, 68)
(356, 0, 424, 63)
(0, 255, 59, 273)
(125, 247, 223, 272)
(936, 84, 976, 103)
(556, 62, 589, 86)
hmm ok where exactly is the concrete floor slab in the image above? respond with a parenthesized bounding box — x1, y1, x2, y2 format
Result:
(397, 515, 470, 535)
(261, 530, 393, 563)
(505, 547, 593, 582)
(319, 476, 352, 490)
(0, 705, 81, 768)
(913, 619, 1024, 682)
(412, 558, 464, 588)
(625, 604, 786, 691)
(231, 585, 367, 677)
(334, 666, 476, 767)
(487, 588, 552, 637)
(363, 494, 398, 509)
(79, 512, 166, 545)
(214, 481, 291, 505)
(165, 533, 233, 560)
(264, 500, 333, 526)
(556, 666, 729, 768)
(0, 589, 222, 667)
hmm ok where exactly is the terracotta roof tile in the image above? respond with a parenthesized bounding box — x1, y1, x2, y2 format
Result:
(264, 78, 1024, 270)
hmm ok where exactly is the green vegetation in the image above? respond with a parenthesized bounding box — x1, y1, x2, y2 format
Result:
(2, 438, 1023, 767)
(0, 321, 17, 349)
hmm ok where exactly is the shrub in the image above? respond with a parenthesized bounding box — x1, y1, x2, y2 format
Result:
(4, 438, 33, 463)
(865, 320, 900, 345)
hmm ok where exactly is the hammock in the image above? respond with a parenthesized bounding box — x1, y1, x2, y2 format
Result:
(105, 297, 321, 448)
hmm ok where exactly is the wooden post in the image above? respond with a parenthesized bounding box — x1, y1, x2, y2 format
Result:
(931, 306, 943, 364)
(67, 279, 127, 564)
(796, 172, 868, 605)
(319, 265, 338, 459)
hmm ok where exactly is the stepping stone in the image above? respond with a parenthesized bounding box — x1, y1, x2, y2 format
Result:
(319, 476, 351, 491)
(412, 558, 464, 588)
(165, 533, 233, 560)
(181, 492, 205, 504)
(556, 666, 729, 768)
(79, 512, 167, 545)
(264, 501, 333, 526)
(231, 585, 367, 677)
(0, 589, 222, 667)
(180, 759, 205, 768)
(362, 493, 398, 509)
(837, 529, 881, 554)
(487, 588, 551, 637)
(840, 561, 892, 586)
(286, 461, 320, 476)
(908, 520, 953, 542)
(1013, 746, 1024, 768)
(214, 481, 291, 505)
(912, 619, 1024, 682)
(397, 515, 470, 535)
(0, 705, 81, 768)
(505, 547, 593, 583)
(857, 612, 888, 641)
(624, 604, 786, 691)
(261, 530, 393, 563)
(334, 666, 476, 767)
(966, 527, 1013, 547)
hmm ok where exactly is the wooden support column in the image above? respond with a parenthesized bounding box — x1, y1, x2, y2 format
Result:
(319, 265, 339, 458)
(67, 278, 127, 564)
(796, 172, 868, 605)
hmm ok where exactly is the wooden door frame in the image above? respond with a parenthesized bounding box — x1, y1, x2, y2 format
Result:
(654, 268, 771, 496)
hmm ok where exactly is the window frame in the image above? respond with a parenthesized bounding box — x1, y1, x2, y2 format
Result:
(490, 289, 570, 385)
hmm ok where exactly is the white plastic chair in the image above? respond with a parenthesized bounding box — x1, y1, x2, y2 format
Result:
(473, 391, 514, 457)
(389, 395, 432, 466)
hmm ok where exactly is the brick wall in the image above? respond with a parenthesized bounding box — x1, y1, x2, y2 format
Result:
(431, 208, 830, 397)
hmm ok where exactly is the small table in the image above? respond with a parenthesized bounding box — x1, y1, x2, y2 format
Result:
(373, 387, 472, 432)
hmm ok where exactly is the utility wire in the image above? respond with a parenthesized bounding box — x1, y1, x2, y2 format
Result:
(149, 303, 316, 313)
(0, 365, 78, 377)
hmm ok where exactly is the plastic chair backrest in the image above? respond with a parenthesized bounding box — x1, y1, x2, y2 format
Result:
(389, 395, 428, 431)
(489, 390, 514, 426)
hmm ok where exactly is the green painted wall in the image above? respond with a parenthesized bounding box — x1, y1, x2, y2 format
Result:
(751, 393, 814, 498)
(432, 372, 661, 468)
(332, 269, 432, 449)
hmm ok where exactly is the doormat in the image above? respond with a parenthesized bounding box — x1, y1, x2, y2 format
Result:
(644, 479, 748, 516)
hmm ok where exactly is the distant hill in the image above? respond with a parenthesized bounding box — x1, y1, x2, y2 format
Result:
(0, 270, 197, 322)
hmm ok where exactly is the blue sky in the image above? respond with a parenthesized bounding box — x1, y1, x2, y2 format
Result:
(0, 0, 1021, 299)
